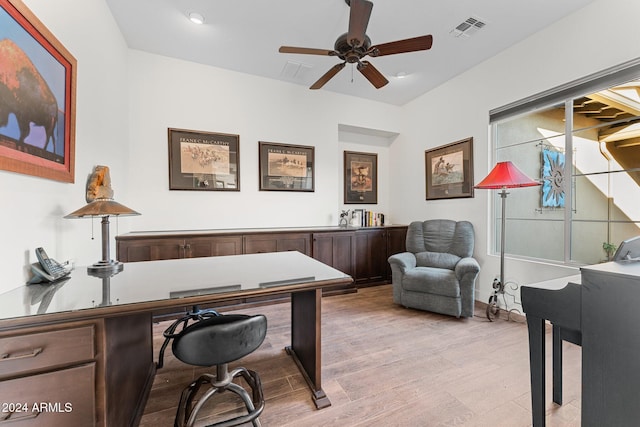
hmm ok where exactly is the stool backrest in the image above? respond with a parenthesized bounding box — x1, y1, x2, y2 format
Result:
(172, 314, 267, 366)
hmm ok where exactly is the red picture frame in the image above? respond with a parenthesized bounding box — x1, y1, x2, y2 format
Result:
(0, 0, 77, 182)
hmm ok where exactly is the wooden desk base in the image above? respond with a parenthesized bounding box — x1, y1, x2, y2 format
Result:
(287, 288, 330, 409)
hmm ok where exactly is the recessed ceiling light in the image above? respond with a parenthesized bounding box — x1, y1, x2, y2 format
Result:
(188, 12, 205, 25)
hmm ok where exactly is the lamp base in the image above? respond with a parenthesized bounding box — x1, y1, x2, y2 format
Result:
(87, 260, 124, 277)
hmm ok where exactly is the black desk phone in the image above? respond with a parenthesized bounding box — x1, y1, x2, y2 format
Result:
(29, 247, 71, 284)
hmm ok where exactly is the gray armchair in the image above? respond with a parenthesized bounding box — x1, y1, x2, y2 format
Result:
(388, 220, 480, 318)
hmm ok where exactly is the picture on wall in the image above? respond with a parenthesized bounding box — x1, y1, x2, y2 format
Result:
(0, 0, 77, 182)
(344, 151, 377, 204)
(425, 137, 474, 200)
(541, 148, 565, 208)
(259, 141, 314, 191)
(168, 128, 240, 190)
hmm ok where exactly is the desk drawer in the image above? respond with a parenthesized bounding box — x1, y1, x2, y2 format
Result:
(0, 363, 95, 426)
(0, 326, 95, 379)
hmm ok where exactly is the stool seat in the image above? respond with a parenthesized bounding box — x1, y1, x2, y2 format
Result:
(157, 305, 220, 369)
(172, 314, 267, 427)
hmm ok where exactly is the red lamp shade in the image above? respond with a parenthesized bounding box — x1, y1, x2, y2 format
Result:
(475, 161, 539, 189)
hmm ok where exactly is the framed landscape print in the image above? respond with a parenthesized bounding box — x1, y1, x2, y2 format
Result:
(168, 128, 240, 191)
(344, 151, 377, 204)
(0, 0, 77, 182)
(259, 141, 314, 191)
(425, 137, 474, 200)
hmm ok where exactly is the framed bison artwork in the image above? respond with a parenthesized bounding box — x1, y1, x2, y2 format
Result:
(0, 0, 76, 182)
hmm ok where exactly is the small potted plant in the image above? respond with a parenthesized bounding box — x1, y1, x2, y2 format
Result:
(603, 242, 617, 262)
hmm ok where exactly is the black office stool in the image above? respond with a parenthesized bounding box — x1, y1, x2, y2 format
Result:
(172, 314, 267, 427)
(157, 305, 220, 369)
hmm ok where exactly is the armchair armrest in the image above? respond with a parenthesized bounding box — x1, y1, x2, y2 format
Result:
(455, 257, 480, 280)
(388, 252, 417, 273)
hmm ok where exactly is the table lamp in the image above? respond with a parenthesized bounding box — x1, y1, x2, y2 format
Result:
(475, 161, 540, 295)
(65, 166, 140, 274)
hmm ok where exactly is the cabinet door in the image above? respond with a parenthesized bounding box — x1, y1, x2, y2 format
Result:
(387, 227, 407, 256)
(386, 227, 407, 278)
(244, 233, 311, 255)
(118, 238, 184, 262)
(243, 235, 278, 254)
(186, 236, 243, 258)
(312, 232, 354, 277)
(354, 230, 387, 284)
(276, 233, 311, 255)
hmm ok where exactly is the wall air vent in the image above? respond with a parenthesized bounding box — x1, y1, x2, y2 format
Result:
(450, 16, 486, 38)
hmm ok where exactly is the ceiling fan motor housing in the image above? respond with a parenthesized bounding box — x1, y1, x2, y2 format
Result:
(335, 33, 371, 62)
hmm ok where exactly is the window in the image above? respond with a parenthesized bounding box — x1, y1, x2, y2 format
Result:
(490, 60, 640, 265)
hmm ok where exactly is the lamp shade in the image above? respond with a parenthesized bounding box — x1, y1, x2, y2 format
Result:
(65, 198, 140, 218)
(475, 161, 539, 189)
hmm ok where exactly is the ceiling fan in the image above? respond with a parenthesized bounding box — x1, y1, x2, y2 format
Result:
(279, 0, 433, 90)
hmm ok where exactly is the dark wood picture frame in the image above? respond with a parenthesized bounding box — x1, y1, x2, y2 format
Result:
(168, 128, 240, 191)
(259, 141, 314, 192)
(344, 150, 377, 204)
(425, 137, 474, 200)
(0, 0, 76, 182)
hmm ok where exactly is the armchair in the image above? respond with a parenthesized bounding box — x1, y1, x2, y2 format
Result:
(388, 220, 480, 318)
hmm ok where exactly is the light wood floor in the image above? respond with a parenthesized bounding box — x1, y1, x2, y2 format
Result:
(140, 285, 581, 427)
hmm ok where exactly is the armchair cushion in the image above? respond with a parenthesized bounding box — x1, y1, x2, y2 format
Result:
(402, 268, 459, 298)
(415, 251, 461, 270)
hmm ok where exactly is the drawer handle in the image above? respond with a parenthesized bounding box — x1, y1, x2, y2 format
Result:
(0, 347, 43, 362)
(1, 410, 40, 423)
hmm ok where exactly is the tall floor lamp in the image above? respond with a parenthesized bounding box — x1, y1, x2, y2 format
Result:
(475, 161, 539, 320)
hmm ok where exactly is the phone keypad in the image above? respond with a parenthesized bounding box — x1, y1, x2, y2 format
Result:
(44, 259, 68, 279)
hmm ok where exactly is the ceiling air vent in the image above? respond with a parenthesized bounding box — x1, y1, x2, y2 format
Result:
(450, 16, 486, 38)
(280, 60, 313, 81)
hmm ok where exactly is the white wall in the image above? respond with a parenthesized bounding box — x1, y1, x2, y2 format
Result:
(0, 0, 130, 293)
(125, 51, 401, 231)
(394, 0, 640, 303)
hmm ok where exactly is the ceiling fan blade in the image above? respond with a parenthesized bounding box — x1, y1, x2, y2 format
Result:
(310, 63, 346, 90)
(347, 0, 373, 48)
(279, 46, 336, 56)
(357, 61, 388, 89)
(369, 35, 433, 57)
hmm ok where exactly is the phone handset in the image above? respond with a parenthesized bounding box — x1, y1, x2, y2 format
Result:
(29, 247, 71, 284)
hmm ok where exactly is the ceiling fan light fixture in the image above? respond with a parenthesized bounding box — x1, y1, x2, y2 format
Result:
(188, 12, 205, 25)
(395, 71, 408, 79)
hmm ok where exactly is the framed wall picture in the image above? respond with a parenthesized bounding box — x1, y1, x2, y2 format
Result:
(344, 151, 377, 204)
(0, 0, 77, 182)
(168, 128, 240, 191)
(259, 141, 314, 191)
(425, 137, 474, 200)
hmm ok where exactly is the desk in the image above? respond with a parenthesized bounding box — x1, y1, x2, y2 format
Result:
(0, 251, 352, 426)
(522, 262, 640, 427)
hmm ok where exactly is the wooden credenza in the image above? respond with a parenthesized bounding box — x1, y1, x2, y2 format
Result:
(116, 226, 407, 287)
